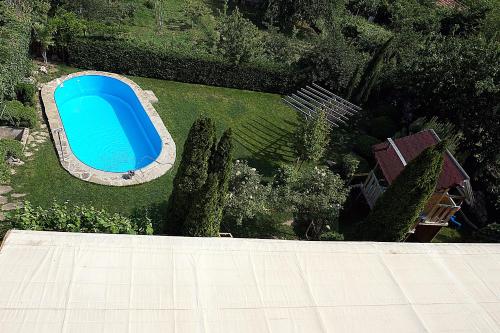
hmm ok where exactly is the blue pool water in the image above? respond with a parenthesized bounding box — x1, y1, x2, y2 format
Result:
(54, 75, 162, 172)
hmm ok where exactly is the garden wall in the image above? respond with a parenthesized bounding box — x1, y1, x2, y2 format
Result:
(68, 38, 298, 94)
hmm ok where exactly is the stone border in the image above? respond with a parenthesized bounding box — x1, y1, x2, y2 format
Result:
(41, 71, 176, 186)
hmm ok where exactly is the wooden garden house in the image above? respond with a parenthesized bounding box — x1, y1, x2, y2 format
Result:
(361, 129, 473, 242)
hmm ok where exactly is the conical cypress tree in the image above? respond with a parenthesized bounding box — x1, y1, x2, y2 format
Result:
(354, 36, 394, 104)
(359, 141, 447, 241)
(183, 173, 220, 237)
(166, 117, 216, 235)
(210, 129, 233, 227)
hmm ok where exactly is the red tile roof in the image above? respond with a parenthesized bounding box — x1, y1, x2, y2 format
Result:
(372, 130, 469, 190)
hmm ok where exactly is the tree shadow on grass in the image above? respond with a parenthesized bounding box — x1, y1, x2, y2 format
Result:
(234, 116, 297, 175)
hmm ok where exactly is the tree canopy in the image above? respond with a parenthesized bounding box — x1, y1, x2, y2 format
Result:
(358, 141, 447, 241)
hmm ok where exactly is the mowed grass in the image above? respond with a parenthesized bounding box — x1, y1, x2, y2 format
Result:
(11, 69, 299, 216)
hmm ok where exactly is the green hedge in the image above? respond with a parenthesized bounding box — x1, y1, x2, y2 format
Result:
(68, 38, 297, 94)
(0, 100, 38, 128)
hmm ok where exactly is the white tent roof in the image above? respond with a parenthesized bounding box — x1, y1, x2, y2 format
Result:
(1, 230, 500, 332)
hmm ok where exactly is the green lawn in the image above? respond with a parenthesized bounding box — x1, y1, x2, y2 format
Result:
(11, 67, 299, 217)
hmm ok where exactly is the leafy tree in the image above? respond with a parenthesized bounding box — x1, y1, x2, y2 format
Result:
(295, 110, 330, 163)
(300, 29, 366, 96)
(388, 34, 499, 218)
(184, 0, 212, 27)
(353, 36, 394, 104)
(167, 117, 216, 235)
(223, 160, 272, 227)
(276, 165, 349, 240)
(358, 141, 447, 241)
(216, 4, 262, 64)
(33, 22, 55, 64)
(405, 116, 463, 154)
(50, 9, 86, 59)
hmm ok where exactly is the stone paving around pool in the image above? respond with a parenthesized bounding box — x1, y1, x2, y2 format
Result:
(41, 71, 176, 186)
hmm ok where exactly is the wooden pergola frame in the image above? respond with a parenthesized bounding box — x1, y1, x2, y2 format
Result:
(283, 83, 362, 127)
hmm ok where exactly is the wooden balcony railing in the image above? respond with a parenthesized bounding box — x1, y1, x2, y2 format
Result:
(420, 193, 460, 226)
(362, 170, 386, 209)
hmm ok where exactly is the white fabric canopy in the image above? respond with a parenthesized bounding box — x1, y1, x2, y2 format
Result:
(0, 230, 500, 332)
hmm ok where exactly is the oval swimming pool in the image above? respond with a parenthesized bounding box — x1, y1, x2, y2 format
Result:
(54, 75, 163, 173)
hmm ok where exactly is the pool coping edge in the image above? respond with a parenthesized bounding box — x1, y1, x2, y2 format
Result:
(41, 71, 176, 186)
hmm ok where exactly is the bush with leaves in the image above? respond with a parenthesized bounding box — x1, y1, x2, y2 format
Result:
(10, 201, 153, 235)
(223, 160, 272, 226)
(358, 142, 446, 241)
(216, 5, 262, 64)
(15, 83, 36, 107)
(0, 139, 23, 160)
(0, 100, 38, 128)
(403, 116, 464, 154)
(276, 165, 349, 240)
(295, 110, 330, 163)
(341, 153, 360, 180)
(223, 161, 295, 239)
(319, 230, 344, 241)
(299, 29, 366, 96)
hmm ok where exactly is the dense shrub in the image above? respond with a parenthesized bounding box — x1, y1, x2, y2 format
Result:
(15, 82, 36, 107)
(10, 201, 153, 235)
(353, 134, 379, 160)
(319, 230, 344, 241)
(0, 100, 38, 128)
(340, 153, 360, 179)
(0, 139, 23, 160)
(369, 115, 398, 139)
(0, 3, 32, 100)
(0, 138, 22, 184)
(67, 37, 296, 94)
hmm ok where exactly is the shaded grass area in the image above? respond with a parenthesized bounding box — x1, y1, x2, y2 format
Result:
(11, 67, 299, 219)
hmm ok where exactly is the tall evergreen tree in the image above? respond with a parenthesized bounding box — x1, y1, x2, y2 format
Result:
(166, 117, 216, 235)
(359, 141, 447, 241)
(210, 129, 233, 225)
(183, 173, 220, 236)
(354, 36, 394, 104)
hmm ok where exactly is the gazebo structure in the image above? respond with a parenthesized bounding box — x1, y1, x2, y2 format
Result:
(361, 129, 473, 242)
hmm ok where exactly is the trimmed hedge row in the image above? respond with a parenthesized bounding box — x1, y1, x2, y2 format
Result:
(68, 38, 298, 94)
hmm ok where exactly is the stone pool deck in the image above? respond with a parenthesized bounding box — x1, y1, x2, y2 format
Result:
(41, 71, 176, 186)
